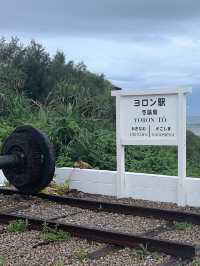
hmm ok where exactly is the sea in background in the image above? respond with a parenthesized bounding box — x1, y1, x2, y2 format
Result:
(0, 170, 5, 186)
(187, 116, 200, 136)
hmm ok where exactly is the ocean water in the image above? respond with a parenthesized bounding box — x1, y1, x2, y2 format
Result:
(187, 116, 200, 136)
(188, 124, 200, 136)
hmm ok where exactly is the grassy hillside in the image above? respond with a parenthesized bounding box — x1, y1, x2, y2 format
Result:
(0, 37, 200, 177)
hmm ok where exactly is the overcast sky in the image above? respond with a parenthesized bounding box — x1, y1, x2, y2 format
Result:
(0, 0, 200, 116)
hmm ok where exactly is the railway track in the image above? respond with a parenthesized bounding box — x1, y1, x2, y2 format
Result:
(2, 187, 200, 225)
(0, 187, 199, 264)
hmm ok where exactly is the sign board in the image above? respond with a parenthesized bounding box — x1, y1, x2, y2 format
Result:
(112, 88, 192, 206)
(120, 94, 178, 145)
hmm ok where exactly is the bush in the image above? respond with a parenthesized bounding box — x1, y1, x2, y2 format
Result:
(1, 37, 200, 177)
(0, 122, 14, 148)
(7, 219, 28, 233)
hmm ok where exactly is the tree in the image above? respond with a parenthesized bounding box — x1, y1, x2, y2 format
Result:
(0, 37, 25, 93)
(22, 40, 51, 101)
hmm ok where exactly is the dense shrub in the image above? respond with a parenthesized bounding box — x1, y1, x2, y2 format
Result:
(0, 37, 200, 177)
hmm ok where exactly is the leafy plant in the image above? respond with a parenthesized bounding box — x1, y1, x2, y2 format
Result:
(1, 37, 200, 178)
(192, 257, 200, 266)
(0, 122, 14, 148)
(42, 181, 70, 196)
(40, 224, 71, 243)
(53, 259, 65, 266)
(74, 250, 89, 262)
(130, 245, 161, 261)
(0, 256, 6, 266)
(7, 219, 28, 233)
(174, 222, 193, 231)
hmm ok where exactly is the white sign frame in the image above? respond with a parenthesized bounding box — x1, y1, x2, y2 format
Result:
(112, 87, 192, 206)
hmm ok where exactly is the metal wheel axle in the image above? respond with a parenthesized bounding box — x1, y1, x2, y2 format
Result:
(0, 125, 55, 194)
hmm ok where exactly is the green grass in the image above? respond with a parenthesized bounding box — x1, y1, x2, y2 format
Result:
(192, 257, 200, 266)
(174, 221, 193, 231)
(53, 259, 65, 266)
(0, 256, 6, 266)
(7, 219, 28, 233)
(74, 250, 89, 262)
(42, 180, 70, 196)
(130, 245, 162, 261)
(40, 224, 71, 243)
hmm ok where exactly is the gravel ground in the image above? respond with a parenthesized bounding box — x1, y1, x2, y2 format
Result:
(2, 188, 200, 214)
(89, 247, 170, 266)
(0, 226, 170, 266)
(0, 194, 168, 235)
(57, 209, 167, 234)
(1, 191, 200, 264)
(0, 227, 102, 266)
(8, 204, 168, 235)
(0, 193, 82, 220)
(14, 203, 82, 220)
(1, 192, 200, 244)
(67, 190, 200, 214)
(155, 224, 200, 245)
(0, 194, 33, 212)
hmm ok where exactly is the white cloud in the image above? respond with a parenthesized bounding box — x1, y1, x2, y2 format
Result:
(1, 0, 200, 115)
(3, 31, 200, 90)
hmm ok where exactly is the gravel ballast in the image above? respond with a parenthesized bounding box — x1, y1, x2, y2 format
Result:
(10, 204, 168, 235)
(0, 227, 170, 266)
(155, 224, 200, 245)
(0, 194, 168, 235)
(0, 194, 32, 212)
(13, 203, 82, 221)
(57, 209, 167, 234)
(1, 192, 200, 244)
(1, 191, 200, 264)
(67, 190, 200, 214)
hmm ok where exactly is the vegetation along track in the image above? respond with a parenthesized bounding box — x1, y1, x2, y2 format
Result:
(0, 188, 200, 264)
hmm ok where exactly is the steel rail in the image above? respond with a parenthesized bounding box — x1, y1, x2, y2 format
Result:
(0, 211, 199, 259)
(1, 187, 200, 225)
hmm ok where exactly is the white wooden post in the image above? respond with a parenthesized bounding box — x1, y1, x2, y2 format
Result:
(116, 96, 125, 197)
(177, 91, 187, 206)
(112, 88, 191, 205)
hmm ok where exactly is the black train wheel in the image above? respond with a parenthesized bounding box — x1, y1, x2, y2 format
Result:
(1, 125, 55, 194)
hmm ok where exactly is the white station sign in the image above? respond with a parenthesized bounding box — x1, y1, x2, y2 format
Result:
(120, 94, 178, 145)
(112, 88, 192, 206)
